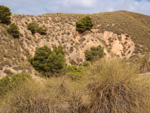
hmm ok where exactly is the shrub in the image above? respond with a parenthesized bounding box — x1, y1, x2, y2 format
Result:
(79, 58, 150, 113)
(37, 27, 47, 35)
(53, 45, 65, 55)
(0, 80, 51, 113)
(28, 23, 47, 35)
(27, 22, 38, 34)
(31, 46, 51, 71)
(0, 73, 31, 96)
(0, 5, 11, 24)
(0, 76, 79, 113)
(66, 65, 87, 81)
(139, 54, 150, 73)
(76, 16, 93, 33)
(0, 76, 10, 95)
(82, 61, 91, 67)
(44, 51, 66, 74)
(67, 65, 81, 72)
(10, 73, 32, 88)
(31, 45, 66, 77)
(7, 23, 20, 38)
(85, 45, 105, 61)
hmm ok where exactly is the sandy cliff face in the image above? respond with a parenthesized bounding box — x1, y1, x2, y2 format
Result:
(0, 14, 135, 77)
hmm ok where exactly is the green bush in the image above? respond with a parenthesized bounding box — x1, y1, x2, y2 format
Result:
(0, 5, 11, 24)
(28, 23, 47, 35)
(31, 46, 51, 71)
(0, 76, 10, 95)
(67, 65, 81, 72)
(31, 45, 66, 77)
(7, 23, 20, 38)
(0, 73, 31, 96)
(76, 16, 93, 33)
(10, 73, 32, 88)
(85, 45, 105, 61)
(66, 65, 87, 81)
(82, 61, 91, 67)
(44, 51, 66, 74)
(37, 27, 47, 35)
(27, 22, 38, 34)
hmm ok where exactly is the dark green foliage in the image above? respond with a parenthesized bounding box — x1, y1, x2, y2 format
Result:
(85, 45, 105, 61)
(44, 51, 66, 74)
(76, 21, 86, 32)
(76, 16, 93, 33)
(53, 45, 65, 55)
(27, 22, 38, 34)
(31, 46, 51, 71)
(37, 27, 47, 35)
(31, 45, 66, 77)
(28, 23, 47, 35)
(7, 23, 20, 38)
(0, 5, 11, 24)
(0, 73, 31, 96)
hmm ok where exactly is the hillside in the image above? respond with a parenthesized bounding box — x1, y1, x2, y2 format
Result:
(0, 11, 150, 77)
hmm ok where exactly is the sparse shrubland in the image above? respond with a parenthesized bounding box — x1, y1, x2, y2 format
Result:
(0, 58, 150, 113)
(1, 5, 150, 113)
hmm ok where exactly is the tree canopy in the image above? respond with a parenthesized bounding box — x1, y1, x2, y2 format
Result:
(31, 45, 66, 77)
(0, 5, 11, 24)
(76, 16, 93, 33)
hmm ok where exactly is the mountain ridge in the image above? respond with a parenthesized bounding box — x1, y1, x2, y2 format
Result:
(0, 10, 150, 77)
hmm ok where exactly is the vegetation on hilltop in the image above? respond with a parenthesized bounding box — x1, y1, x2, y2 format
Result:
(44, 11, 150, 54)
(1, 6, 150, 112)
(76, 16, 93, 33)
(0, 5, 11, 24)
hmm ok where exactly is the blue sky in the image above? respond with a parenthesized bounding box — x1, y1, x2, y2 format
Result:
(0, 0, 150, 15)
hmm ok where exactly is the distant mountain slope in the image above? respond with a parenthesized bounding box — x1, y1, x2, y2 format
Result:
(44, 11, 150, 53)
(0, 11, 150, 77)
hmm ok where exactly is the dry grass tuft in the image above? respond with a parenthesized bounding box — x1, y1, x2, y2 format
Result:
(79, 58, 150, 113)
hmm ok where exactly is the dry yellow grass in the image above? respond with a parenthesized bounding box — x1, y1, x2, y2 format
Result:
(0, 58, 150, 113)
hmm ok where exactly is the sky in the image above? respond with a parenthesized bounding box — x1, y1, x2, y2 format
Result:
(0, 0, 150, 15)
